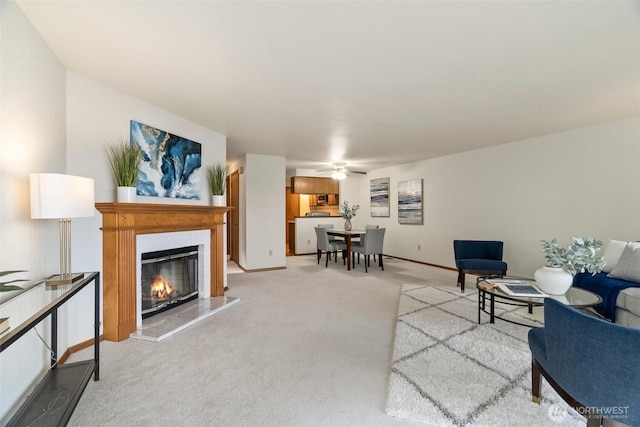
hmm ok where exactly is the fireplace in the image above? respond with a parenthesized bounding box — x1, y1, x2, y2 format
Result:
(95, 202, 230, 342)
(141, 245, 199, 318)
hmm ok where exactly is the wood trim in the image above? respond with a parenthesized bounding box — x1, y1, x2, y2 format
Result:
(95, 203, 231, 342)
(374, 255, 458, 272)
(241, 266, 286, 273)
(59, 335, 105, 365)
(290, 253, 457, 272)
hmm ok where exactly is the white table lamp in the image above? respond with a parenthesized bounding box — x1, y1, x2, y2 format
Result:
(30, 173, 95, 285)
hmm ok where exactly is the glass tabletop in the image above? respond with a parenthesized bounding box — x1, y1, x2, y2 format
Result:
(0, 273, 97, 347)
(477, 276, 602, 308)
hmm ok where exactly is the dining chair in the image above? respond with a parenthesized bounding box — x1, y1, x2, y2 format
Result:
(453, 240, 507, 292)
(315, 227, 347, 267)
(353, 224, 380, 264)
(351, 228, 385, 272)
(318, 223, 342, 243)
(318, 224, 344, 264)
(364, 224, 379, 262)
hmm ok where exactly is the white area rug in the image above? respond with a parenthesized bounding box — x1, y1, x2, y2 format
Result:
(386, 285, 585, 426)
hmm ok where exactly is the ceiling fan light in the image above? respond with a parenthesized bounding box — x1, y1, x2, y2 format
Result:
(332, 170, 347, 180)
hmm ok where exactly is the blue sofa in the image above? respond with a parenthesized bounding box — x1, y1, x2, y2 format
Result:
(573, 272, 640, 322)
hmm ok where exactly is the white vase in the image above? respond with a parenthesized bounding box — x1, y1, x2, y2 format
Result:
(344, 219, 352, 231)
(117, 186, 137, 203)
(534, 266, 573, 295)
(211, 195, 226, 206)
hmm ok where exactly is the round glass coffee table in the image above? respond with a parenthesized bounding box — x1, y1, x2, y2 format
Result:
(476, 276, 602, 327)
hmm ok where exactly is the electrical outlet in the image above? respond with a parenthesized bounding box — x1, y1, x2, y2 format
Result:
(418, 244, 421, 250)
(307, 240, 311, 245)
(269, 249, 273, 256)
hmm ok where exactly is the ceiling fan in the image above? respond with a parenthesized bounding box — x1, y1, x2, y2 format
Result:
(319, 162, 367, 180)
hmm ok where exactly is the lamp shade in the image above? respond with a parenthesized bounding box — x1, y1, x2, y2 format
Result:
(30, 173, 95, 219)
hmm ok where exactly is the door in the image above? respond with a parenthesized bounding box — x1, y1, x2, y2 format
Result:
(286, 186, 299, 254)
(228, 170, 240, 263)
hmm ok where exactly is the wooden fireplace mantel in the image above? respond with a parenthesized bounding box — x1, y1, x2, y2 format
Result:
(95, 202, 231, 342)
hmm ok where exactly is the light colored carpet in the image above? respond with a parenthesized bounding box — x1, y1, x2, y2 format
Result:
(67, 255, 445, 427)
(386, 285, 585, 426)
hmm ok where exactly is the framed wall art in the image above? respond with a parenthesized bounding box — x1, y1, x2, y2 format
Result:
(130, 120, 202, 200)
(370, 177, 390, 217)
(398, 179, 423, 224)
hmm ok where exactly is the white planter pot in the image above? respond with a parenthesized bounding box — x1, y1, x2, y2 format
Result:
(211, 195, 226, 206)
(534, 266, 573, 295)
(117, 186, 137, 203)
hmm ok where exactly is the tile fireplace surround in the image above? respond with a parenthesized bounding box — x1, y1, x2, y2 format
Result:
(95, 202, 231, 342)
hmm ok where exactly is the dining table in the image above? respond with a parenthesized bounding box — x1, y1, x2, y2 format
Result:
(327, 229, 365, 271)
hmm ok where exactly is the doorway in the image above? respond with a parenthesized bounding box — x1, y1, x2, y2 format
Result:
(228, 170, 240, 263)
(286, 186, 299, 256)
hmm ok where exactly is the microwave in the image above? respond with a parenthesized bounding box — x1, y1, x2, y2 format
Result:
(317, 194, 328, 204)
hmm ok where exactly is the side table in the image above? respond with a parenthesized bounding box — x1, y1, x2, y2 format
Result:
(0, 272, 100, 426)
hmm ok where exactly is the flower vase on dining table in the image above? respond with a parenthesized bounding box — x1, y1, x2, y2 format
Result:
(340, 200, 359, 232)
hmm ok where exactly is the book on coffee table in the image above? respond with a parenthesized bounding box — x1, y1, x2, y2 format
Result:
(497, 283, 548, 298)
(0, 317, 9, 334)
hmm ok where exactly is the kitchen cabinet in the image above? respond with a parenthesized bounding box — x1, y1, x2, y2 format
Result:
(290, 177, 339, 194)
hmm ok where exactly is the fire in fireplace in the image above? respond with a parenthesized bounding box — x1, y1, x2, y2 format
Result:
(141, 245, 199, 318)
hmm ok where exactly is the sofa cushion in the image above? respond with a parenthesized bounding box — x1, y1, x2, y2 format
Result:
(601, 239, 628, 273)
(615, 309, 640, 329)
(616, 287, 640, 317)
(608, 242, 640, 282)
(616, 288, 640, 328)
(455, 259, 507, 272)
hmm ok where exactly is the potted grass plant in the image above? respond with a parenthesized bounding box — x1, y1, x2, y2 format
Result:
(106, 140, 142, 202)
(207, 163, 226, 206)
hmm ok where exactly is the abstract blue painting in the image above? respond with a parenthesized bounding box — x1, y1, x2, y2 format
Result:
(130, 120, 202, 200)
(398, 179, 423, 224)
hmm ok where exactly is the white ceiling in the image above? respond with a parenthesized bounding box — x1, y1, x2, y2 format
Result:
(16, 1, 640, 174)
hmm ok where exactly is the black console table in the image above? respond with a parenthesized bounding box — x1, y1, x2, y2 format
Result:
(0, 272, 100, 426)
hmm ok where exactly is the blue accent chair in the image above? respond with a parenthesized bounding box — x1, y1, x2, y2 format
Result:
(528, 299, 640, 427)
(453, 240, 507, 292)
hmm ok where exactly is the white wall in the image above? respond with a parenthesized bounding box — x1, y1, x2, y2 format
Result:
(0, 4, 229, 421)
(0, 0, 66, 279)
(294, 217, 344, 255)
(358, 117, 640, 278)
(66, 72, 227, 206)
(64, 71, 228, 345)
(338, 174, 368, 228)
(242, 154, 286, 270)
(0, 1, 68, 421)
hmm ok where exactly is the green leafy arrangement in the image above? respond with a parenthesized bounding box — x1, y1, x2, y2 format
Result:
(206, 163, 226, 195)
(0, 270, 27, 292)
(339, 200, 360, 220)
(106, 139, 142, 187)
(540, 237, 604, 275)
